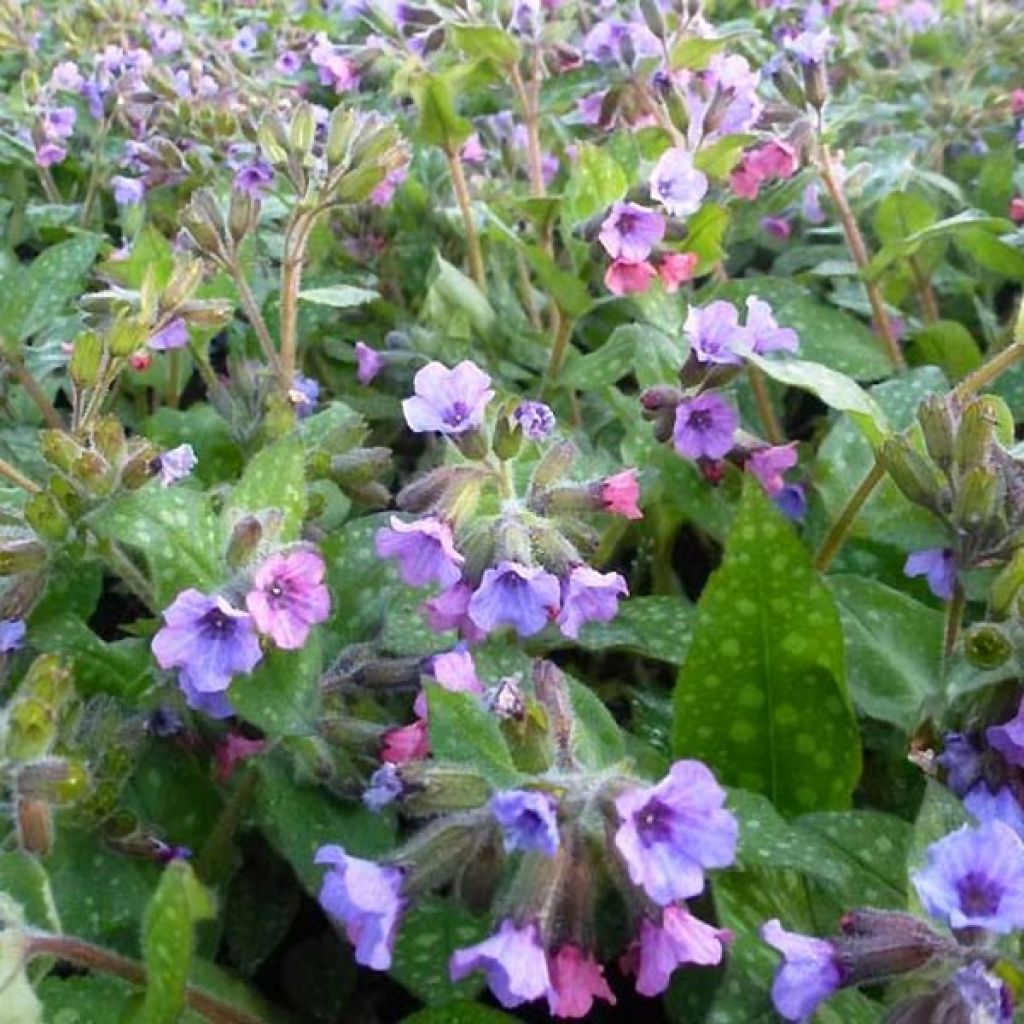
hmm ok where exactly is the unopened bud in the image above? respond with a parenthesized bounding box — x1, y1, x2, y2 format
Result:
(16, 757, 89, 803)
(396, 466, 460, 514)
(835, 909, 950, 985)
(530, 525, 580, 576)
(992, 548, 1024, 616)
(92, 416, 125, 462)
(773, 66, 807, 109)
(70, 331, 103, 386)
(162, 257, 204, 312)
(120, 440, 161, 489)
(343, 481, 392, 507)
(39, 429, 82, 472)
(0, 538, 47, 575)
(963, 622, 1013, 669)
(955, 466, 1003, 532)
(492, 406, 524, 462)
(228, 188, 260, 245)
(531, 441, 578, 491)
(289, 103, 316, 160)
(918, 395, 956, 470)
(452, 426, 490, 462)
(390, 811, 490, 891)
(879, 439, 945, 510)
(24, 491, 69, 541)
(72, 451, 112, 493)
(802, 61, 828, 110)
(329, 447, 392, 487)
(225, 515, 264, 568)
(954, 399, 996, 474)
(638, 0, 665, 37)
(327, 107, 355, 165)
(258, 113, 289, 166)
(107, 316, 149, 356)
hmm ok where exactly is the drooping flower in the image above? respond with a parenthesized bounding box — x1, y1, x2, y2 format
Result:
(421, 582, 483, 640)
(315, 845, 404, 969)
(964, 785, 1024, 840)
(177, 675, 234, 719)
(148, 318, 189, 351)
(36, 142, 67, 168)
(673, 394, 739, 461)
(276, 49, 303, 74)
(632, 906, 731, 997)
(598, 202, 666, 263)
(43, 106, 76, 140)
(0, 618, 26, 653)
(547, 945, 616, 1018)
(402, 361, 494, 436)
(415, 645, 485, 717)
(949, 962, 1013, 1023)
(490, 790, 560, 856)
(913, 822, 1024, 933)
(802, 182, 826, 224)
(745, 297, 799, 354)
(582, 20, 661, 66)
(354, 341, 384, 385)
(761, 215, 793, 240)
(761, 919, 842, 1021)
(152, 590, 263, 697)
(49, 61, 83, 92)
(938, 733, 984, 795)
(375, 516, 465, 589)
(904, 548, 957, 600)
(154, 444, 197, 486)
(233, 161, 274, 198)
(370, 165, 408, 206)
(450, 919, 554, 1009)
(614, 760, 738, 905)
(245, 549, 330, 650)
(786, 28, 832, 65)
(512, 401, 556, 441)
(747, 141, 798, 181)
(605, 259, 656, 295)
(557, 566, 628, 640)
(701, 53, 763, 136)
(649, 148, 708, 218)
(291, 373, 319, 418)
(309, 32, 359, 92)
(214, 732, 266, 782)
(468, 561, 561, 638)
(112, 175, 145, 205)
(599, 469, 642, 520)
(381, 720, 429, 764)
(988, 698, 1024, 769)
(657, 252, 698, 293)
(775, 484, 808, 522)
(364, 763, 403, 810)
(684, 301, 749, 365)
(748, 444, 799, 497)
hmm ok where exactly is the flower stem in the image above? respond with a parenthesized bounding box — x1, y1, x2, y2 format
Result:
(748, 364, 784, 445)
(955, 339, 1024, 400)
(442, 144, 486, 291)
(908, 254, 940, 324)
(277, 213, 313, 396)
(5, 349, 63, 429)
(230, 265, 281, 376)
(814, 459, 885, 572)
(944, 581, 966, 660)
(542, 314, 574, 398)
(0, 457, 40, 493)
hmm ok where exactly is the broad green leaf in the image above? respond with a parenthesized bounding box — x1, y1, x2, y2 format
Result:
(427, 686, 520, 787)
(132, 861, 215, 1024)
(830, 575, 944, 729)
(297, 284, 380, 308)
(430, 255, 496, 337)
(955, 225, 1024, 280)
(223, 437, 307, 542)
(562, 142, 628, 227)
(681, 202, 729, 270)
(224, 857, 301, 978)
(561, 327, 637, 389)
(449, 24, 521, 65)
(146, 405, 243, 485)
(230, 633, 323, 736)
(873, 191, 938, 244)
(694, 134, 753, 180)
(566, 595, 694, 665)
(0, 852, 60, 932)
(568, 678, 626, 769)
(415, 74, 472, 148)
(669, 35, 728, 69)
(673, 481, 861, 814)
(97, 225, 174, 289)
(0, 902, 42, 1024)
(908, 320, 981, 381)
(402, 1002, 519, 1024)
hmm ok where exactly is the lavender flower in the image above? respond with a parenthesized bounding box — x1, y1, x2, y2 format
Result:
(582, 20, 661, 66)
(964, 785, 1024, 839)
(112, 176, 145, 206)
(913, 822, 1024, 933)
(450, 919, 553, 1009)
(745, 297, 799, 354)
(599, 202, 666, 263)
(309, 32, 359, 91)
(35, 142, 66, 168)
(761, 919, 841, 1021)
(415, 645, 484, 717)
(375, 516, 465, 589)
(364, 763, 402, 810)
(762, 216, 793, 240)
(233, 161, 274, 198)
(276, 50, 303, 74)
(0, 618, 26, 653)
(988, 699, 1024, 769)
(355, 341, 384, 385)
(291, 374, 319, 418)
(684, 301, 750, 365)
(634, 906, 730, 997)
(43, 106, 76, 140)
(49, 61, 83, 92)
(402, 361, 494, 436)
(557, 566, 628, 639)
(149, 318, 189, 351)
(547, 945, 616, 1018)
(154, 444, 197, 486)
(786, 28, 832, 65)
(802, 182, 826, 224)
(614, 760, 738, 905)
(748, 444, 798, 498)
(938, 733, 984, 795)
(315, 845, 404, 969)
(468, 561, 561, 638)
(775, 484, 808, 523)
(152, 590, 263, 697)
(245, 549, 330, 650)
(512, 401, 555, 441)
(490, 790, 560, 856)
(950, 962, 1013, 1023)
(673, 394, 738, 461)
(904, 548, 957, 600)
(231, 26, 260, 56)
(649, 148, 708, 218)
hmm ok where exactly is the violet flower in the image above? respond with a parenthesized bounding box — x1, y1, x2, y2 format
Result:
(415, 645, 484, 717)
(913, 822, 1024, 933)
(149, 318, 189, 351)
(950, 962, 1013, 1023)
(468, 561, 561, 638)
(315, 844, 404, 969)
(745, 297, 799, 354)
(35, 142, 66, 168)
(634, 906, 731, 997)
(904, 548, 957, 600)
(291, 373, 319, 418)
(354, 341, 384, 385)
(363, 763, 402, 810)
(802, 182, 826, 224)
(246, 549, 330, 650)
(775, 484, 808, 523)
(231, 26, 260, 56)
(582, 20, 661, 66)
(154, 444, 197, 486)
(512, 401, 555, 441)
(761, 919, 842, 1021)
(614, 760, 738, 905)
(964, 785, 1024, 840)
(43, 106, 76, 140)
(673, 394, 738, 461)
(684, 301, 750, 365)
(375, 516, 465, 589)
(450, 919, 554, 1009)
(0, 618, 26, 653)
(402, 361, 494, 436)
(748, 444, 798, 498)
(557, 566, 628, 640)
(490, 790, 560, 857)
(233, 161, 274, 198)
(938, 733, 984, 795)
(649, 148, 708, 218)
(49, 61, 83, 92)
(112, 176, 145, 205)
(988, 698, 1024, 769)
(421, 582, 482, 641)
(786, 28, 832, 65)
(599, 202, 666, 263)
(547, 945, 616, 1018)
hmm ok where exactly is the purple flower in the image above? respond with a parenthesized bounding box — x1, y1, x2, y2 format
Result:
(421, 582, 485, 643)
(964, 785, 1024, 840)
(154, 444, 197, 486)
(315, 845, 404, 969)
(149, 318, 189, 351)
(673, 394, 738, 461)
(35, 142, 66, 168)
(49, 61, 83, 92)
(913, 822, 1024, 933)
(633, 906, 730, 997)
(415, 645, 484, 717)
(375, 517, 465, 589)
(364, 763, 402, 810)
(775, 484, 808, 522)
(232, 26, 260, 56)
(748, 443, 798, 498)
(490, 790, 559, 856)
(987, 699, 1024, 769)
(802, 182, 826, 224)
(614, 760, 738, 905)
(246, 549, 330, 650)
(112, 176, 145, 206)
(468, 561, 561, 638)
(43, 106, 76, 140)
(178, 675, 234, 718)
(0, 618, 26, 653)
(938, 733, 984, 795)
(599, 202, 666, 263)
(650, 148, 708, 218)
(402, 361, 494, 436)
(904, 548, 957, 600)
(291, 373, 319, 418)
(512, 401, 555, 441)
(148, 24, 183, 55)
(582, 20, 660, 66)
(152, 590, 263, 697)
(276, 49, 303, 74)
(761, 919, 842, 1021)
(745, 297, 799, 354)
(903, 0, 939, 32)
(684, 301, 750, 365)
(786, 28, 832, 65)
(309, 32, 358, 92)
(951, 962, 1013, 1023)
(233, 161, 274, 198)
(557, 566, 628, 640)
(354, 342, 384, 385)
(450, 919, 553, 1009)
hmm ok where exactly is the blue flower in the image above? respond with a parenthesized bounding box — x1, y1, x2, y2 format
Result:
(490, 790, 559, 857)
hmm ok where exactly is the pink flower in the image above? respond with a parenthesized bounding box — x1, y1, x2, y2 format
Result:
(747, 140, 798, 180)
(215, 732, 266, 781)
(605, 259, 656, 295)
(630, 906, 732, 996)
(599, 469, 642, 520)
(748, 444, 799, 497)
(730, 162, 763, 200)
(414, 646, 484, 717)
(246, 550, 330, 650)
(658, 252, 698, 293)
(381, 720, 429, 764)
(1013, 89, 1024, 117)
(1011, 198, 1024, 225)
(547, 946, 616, 1018)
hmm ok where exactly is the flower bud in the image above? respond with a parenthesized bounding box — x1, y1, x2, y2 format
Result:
(802, 61, 828, 110)
(0, 538, 47, 575)
(70, 331, 103, 386)
(289, 103, 316, 161)
(92, 416, 125, 463)
(72, 451, 113, 494)
(834, 909, 951, 985)
(397, 467, 463, 514)
(954, 399, 996, 475)
(329, 447, 392, 487)
(228, 188, 260, 245)
(16, 797, 53, 855)
(327, 107, 355, 165)
(531, 442, 578, 491)
(773, 65, 807, 109)
(23, 491, 69, 542)
(343, 481, 392, 507)
(225, 515, 264, 568)
(15, 757, 89, 803)
(390, 812, 491, 893)
(963, 623, 1014, 669)
(992, 548, 1024, 616)
(120, 440, 161, 489)
(530, 525, 580, 577)
(492, 407, 524, 462)
(453, 427, 490, 462)
(879, 439, 945, 510)
(257, 112, 289, 166)
(107, 316, 149, 356)
(162, 257, 205, 312)
(39, 429, 82, 472)
(638, 0, 665, 37)
(497, 846, 570, 939)
(954, 466, 1003, 532)
(918, 395, 956, 471)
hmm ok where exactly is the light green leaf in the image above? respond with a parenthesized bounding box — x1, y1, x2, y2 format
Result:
(430, 255, 496, 337)
(230, 633, 323, 736)
(223, 437, 307, 542)
(0, 852, 60, 932)
(681, 202, 729, 271)
(669, 35, 728, 70)
(298, 285, 380, 308)
(561, 327, 637, 390)
(568, 678, 626, 769)
(449, 24, 521, 65)
(908, 320, 982, 381)
(415, 74, 472, 148)
(694, 135, 753, 180)
(427, 687, 520, 787)
(562, 142, 628, 227)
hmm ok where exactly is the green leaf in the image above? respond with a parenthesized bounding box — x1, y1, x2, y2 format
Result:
(146, 405, 243, 485)
(401, 1002, 519, 1024)
(669, 35, 728, 70)
(230, 634, 323, 736)
(0, 852, 60, 932)
(693, 134, 753, 180)
(415, 74, 472, 148)
(955, 225, 1024, 280)
(224, 856, 301, 978)
(681, 202, 729, 271)
(908, 320, 982, 381)
(673, 480, 861, 814)
(86, 486, 222, 610)
(562, 142, 628, 227)
(427, 687, 520, 787)
(98, 225, 175, 289)
(223, 437, 307, 542)
(0, 902, 42, 1024)
(566, 595, 694, 665)
(561, 327, 637, 389)
(830, 575, 944, 729)
(449, 24, 521, 64)
(568, 678, 626, 770)
(430, 255, 496, 337)
(873, 191, 938, 244)
(297, 284, 380, 308)
(132, 861, 215, 1024)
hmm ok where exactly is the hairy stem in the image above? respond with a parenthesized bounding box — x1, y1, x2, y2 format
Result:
(748, 364, 784, 445)
(908, 255, 940, 325)
(956, 339, 1024, 399)
(443, 144, 486, 291)
(542, 314, 574, 398)
(944, 581, 966, 659)
(278, 213, 313, 395)
(0, 457, 40, 493)
(814, 460, 885, 573)
(230, 265, 281, 376)
(5, 350, 63, 429)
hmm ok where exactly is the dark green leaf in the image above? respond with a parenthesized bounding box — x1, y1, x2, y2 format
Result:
(427, 687, 520, 787)
(562, 142, 627, 227)
(230, 634, 323, 736)
(223, 437, 307, 543)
